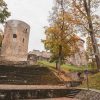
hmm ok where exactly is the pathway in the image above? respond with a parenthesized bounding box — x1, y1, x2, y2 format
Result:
(0, 85, 66, 90)
(33, 98, 79, 100)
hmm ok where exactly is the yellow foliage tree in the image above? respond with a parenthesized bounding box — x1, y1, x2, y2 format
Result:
(43, 0, 79, 70)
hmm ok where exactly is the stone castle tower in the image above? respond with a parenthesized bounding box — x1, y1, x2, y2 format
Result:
(1, 20, 30, 61)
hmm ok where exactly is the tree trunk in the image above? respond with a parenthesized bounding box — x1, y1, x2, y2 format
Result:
(56, 60, 61, 70)
(83, 0, 100, 69)
(56, 45, 62, 71)
(90, 32, 100, 68)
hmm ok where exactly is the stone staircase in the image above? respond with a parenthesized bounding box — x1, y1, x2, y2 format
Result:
(0, 89, 81, 100)
(0, 65, 63, 85)
(0, 65, 83, 100)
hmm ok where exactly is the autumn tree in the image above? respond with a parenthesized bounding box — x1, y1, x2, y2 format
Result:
(0, 0, 10, 24)
(70, 0, 100, 69)
(43, 0, 79, 70)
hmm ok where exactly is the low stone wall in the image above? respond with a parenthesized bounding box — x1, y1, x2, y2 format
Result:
(75, 89, 100, 100)
(0, 60, 30, 67)
(0, 55, 27, 61)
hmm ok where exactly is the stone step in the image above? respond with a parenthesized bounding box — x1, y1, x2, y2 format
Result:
(0, 87, 81, 100)
(0, 66, 63, 85)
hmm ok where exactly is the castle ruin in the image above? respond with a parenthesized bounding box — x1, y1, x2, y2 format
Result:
(0, 20, 30, 61)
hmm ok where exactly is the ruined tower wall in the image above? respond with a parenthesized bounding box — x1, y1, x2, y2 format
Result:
(1, 20, 30, 61)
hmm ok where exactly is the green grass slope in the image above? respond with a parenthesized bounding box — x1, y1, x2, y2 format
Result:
(79, 72, 100, 90)
(38, 60, 95, 72)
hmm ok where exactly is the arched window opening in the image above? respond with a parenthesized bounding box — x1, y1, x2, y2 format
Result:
(25, 29, 27, 33)
(3, 35, 4, 38)
(23, 38, 24, 43)
(23, 28, 28, 33)
(13, 34, 17, 38)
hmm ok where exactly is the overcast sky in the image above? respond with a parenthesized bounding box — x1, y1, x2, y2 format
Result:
(4, 0, 100, 52)
(5, 0, 54, 52)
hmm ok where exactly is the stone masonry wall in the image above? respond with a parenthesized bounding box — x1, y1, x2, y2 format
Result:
(1, 20, 30, 61)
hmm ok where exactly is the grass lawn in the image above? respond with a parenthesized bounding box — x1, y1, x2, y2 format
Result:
(38, 60, 100, 90)
(38, 60, 96, 72)
(79, 72, 100, 90)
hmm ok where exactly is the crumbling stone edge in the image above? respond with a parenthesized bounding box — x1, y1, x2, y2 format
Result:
(75, 88, 100, 100)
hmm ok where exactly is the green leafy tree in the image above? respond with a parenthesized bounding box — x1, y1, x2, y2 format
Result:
(0, 0, 10, 47)
(0, 0, 10, 24)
